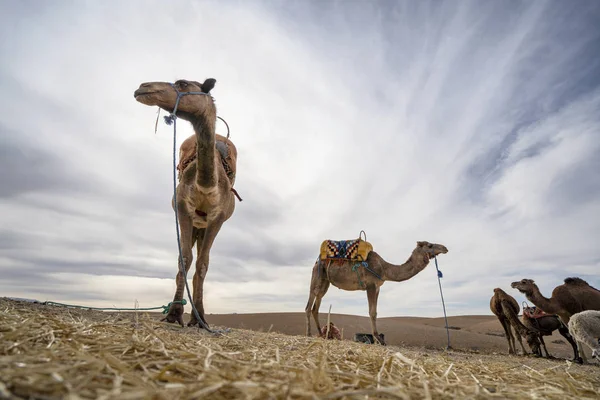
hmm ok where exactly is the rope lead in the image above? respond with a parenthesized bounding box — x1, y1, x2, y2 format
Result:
(435, 257, 451, 349)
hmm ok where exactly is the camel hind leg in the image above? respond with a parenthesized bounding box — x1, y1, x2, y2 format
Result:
(499, 317, 515, 354)
(305, 260, 330, 336)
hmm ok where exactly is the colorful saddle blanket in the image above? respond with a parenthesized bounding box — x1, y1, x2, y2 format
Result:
(523, 306, 550, 319)
(320, 238, 373, 261)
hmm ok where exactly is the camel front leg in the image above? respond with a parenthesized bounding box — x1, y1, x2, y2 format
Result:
(162, 214, 197, 327)
(558, 325, 579, 362)
(514, 329, 528, 355)
(367, 285, 385, 345)
(305, 260, 326, 336)
(311, 279, 330, 337)
(539, 335, 551, 358)
(188, 216, 225, 328)
(561, 314, 585, 363)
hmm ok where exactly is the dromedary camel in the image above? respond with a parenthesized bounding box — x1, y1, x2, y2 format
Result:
(568, 310, 600, 359)
(521, 305, 579, 360)
(489, 288, 540, 355)
(305, 241, 448, 345)
(511, 277, 600, 363)
(134, 78, 237, 328)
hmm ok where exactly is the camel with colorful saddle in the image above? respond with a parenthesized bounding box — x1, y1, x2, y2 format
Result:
(305, 231, 448, 345)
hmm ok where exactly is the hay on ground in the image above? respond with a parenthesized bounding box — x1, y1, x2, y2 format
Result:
(1, 298, 599, 399)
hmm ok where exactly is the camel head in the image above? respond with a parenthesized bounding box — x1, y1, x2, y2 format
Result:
(415, 241, 449, 260)
(133, 78, 216, 121)
(524, 331, 542, 356)
(510, 279, 537, 296)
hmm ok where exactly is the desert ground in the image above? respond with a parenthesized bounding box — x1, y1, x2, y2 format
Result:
(1, 298, 598, 399)
(205, 312, 592, 360)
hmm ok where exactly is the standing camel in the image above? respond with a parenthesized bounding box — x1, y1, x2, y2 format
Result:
(134, 78, 237, 328)
(489, 288, 540, 355)
(521, 305, 579, 361)
(511, 277, 600, 363)
(305, 241, 448, 345)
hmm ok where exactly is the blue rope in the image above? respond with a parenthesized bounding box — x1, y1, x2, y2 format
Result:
(434, 257, 451, 349)
(167, 85, 213, 333)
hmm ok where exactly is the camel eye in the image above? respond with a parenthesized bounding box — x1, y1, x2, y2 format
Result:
(428, 244, 433, 248)
(177, 81, 188, 89)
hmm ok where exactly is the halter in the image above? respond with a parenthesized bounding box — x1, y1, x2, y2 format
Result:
(163, 83, 210, 126)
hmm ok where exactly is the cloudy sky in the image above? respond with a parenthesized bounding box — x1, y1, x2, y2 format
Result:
(1, 0, 599, 318)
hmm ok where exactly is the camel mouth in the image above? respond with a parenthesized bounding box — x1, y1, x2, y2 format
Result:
(134, 88, 163, 99)
(133, 89, 159, 99)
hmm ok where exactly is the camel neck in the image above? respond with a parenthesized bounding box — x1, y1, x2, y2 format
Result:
(381, 252, 430, 282)
(526, 288, 559, 314)
(191, 112, 217, 188)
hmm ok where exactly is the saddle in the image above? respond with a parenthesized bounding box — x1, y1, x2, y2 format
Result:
(177, 133, 237, 185)
(523, 306, 550, 319)
(319, 231, 373, 261)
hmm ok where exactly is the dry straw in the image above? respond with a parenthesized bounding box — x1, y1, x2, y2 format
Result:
(1, 298, 599, 399)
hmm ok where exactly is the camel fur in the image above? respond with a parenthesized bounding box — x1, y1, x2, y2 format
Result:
(319, 322, 342, 340)
(568, 310, 600, 359)
(178, 133, 237, 185)
(305, 240, 448, 345)
(134, 78, 236, 328)
(489, 288, 540, 355)
(521, 305, 579, 360)
(511, 277, 600, 363)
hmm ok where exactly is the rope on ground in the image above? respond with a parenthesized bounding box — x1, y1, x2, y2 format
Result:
(44, 300, 187, 314)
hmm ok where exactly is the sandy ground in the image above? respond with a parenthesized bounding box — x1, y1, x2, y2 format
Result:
(200, 312, 593, 361)
(2, 298, 599, 399)
(3, 297, 594, 361)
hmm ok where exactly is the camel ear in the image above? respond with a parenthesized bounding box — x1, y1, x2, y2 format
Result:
(417, 241, 426, 247)
(201, 78, 216, 93)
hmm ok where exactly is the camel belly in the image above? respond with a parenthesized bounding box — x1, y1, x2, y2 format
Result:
(192, 210, 208, 228)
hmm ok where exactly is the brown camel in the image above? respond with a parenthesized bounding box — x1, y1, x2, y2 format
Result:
(521, 305, 579, 360)
(489, 288, 540, 355)
(305, 241, 449, 345)
(134, 78, 237, 328)
(511, 277, 600, 363)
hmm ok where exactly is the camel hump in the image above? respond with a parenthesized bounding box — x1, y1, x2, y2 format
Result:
(320, 237, 373, 261)
(564, 277, 590, 286)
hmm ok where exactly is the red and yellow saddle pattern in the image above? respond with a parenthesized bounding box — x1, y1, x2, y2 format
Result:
(319, 232, 373, 261)
(523, 306, 550, 319)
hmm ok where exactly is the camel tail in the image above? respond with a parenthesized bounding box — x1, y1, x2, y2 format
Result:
(501, 299, 536, 334)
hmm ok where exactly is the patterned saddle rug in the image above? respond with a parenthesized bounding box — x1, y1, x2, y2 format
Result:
(523, 306, 550, 319)
(319, 231, 373, 261)
(177, 133, 237, 185)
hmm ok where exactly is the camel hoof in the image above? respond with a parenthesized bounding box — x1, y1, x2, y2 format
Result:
(187, 315, 210, 329)
(161, 313, 184, 328)
(573, 357, 584, 364)
(162, 303, 185, 327)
